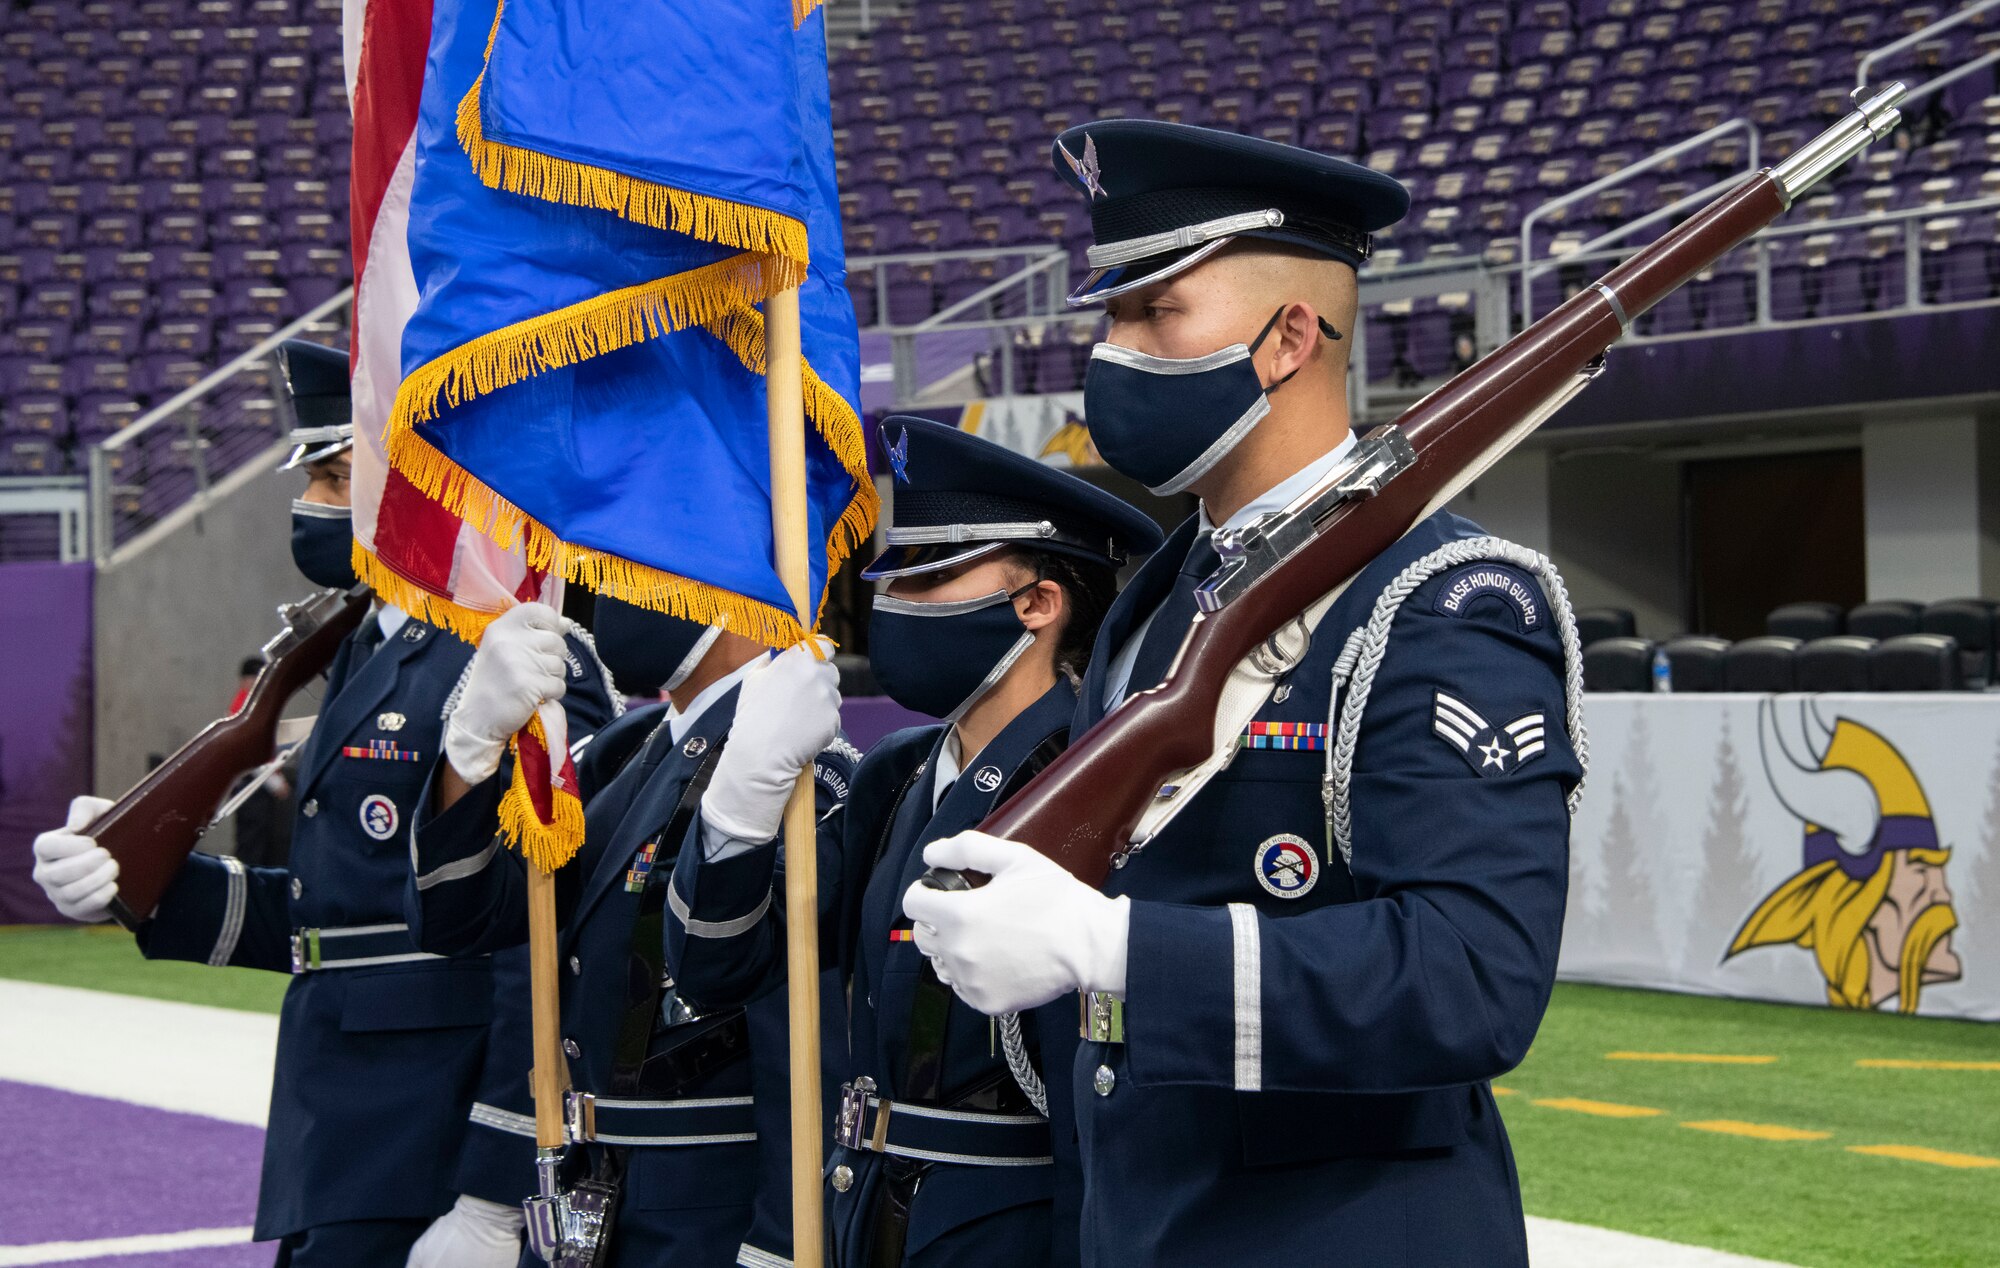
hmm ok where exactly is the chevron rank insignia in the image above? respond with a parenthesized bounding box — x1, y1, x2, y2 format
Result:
(1431, 691, 1547, 776)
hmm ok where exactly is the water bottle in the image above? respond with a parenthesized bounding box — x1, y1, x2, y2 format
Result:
(1651, 647, 1673, 694)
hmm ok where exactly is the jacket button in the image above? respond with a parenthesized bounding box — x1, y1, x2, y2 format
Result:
(563, 1038, 581, 1060)
(830, 1164, 854, 1193)
(301, 799, 318, 818)
(290, 877, 303, 900)
(1093, 1064, 1116, 1097)
(568, 955, 581, 976)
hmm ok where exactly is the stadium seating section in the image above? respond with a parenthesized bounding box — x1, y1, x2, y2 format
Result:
(834, 0, 2000, 386)
(0, 0, 351, 490)
(2, 0, 1997, 547)
(1578, 596, 1998, 690)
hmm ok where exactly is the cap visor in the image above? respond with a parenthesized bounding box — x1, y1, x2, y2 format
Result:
(1067, 238, 1235, 307)
(861, 541, 1007, 581)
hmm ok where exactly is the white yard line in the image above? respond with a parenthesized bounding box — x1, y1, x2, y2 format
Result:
(0, 980, 276, 1126)
(0, 1227, 255, 1265)
(1529, 1216, 1804, 1267)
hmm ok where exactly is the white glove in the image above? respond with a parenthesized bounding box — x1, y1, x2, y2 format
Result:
(700, 638, 841, 843)
(32, 795, 119, 923)
(445, 602, 570, 785)
(405, 1194, 524, 1268)
(902, 831, 1130, 1017)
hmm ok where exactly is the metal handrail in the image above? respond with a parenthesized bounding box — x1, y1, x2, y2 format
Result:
(917, 252, 1072, 329)
(1520, 118, 1761, 323)
(98, 287, 352, 454)
(1858, 0, 2000, 92)
(850, 246, 1063, 268)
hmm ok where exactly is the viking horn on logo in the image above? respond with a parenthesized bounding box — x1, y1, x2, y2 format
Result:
(1757, 698, 1882, 860)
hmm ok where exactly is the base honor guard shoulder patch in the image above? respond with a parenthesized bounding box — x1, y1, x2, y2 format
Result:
(1255, 833, 1319, 899)
(1432, 563, 1543, 632)
(1431, 690, 1547, 776)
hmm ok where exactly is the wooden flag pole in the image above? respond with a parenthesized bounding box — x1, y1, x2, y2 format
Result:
(526, 863, 567, 1152)
(765, 282, 826, 1266)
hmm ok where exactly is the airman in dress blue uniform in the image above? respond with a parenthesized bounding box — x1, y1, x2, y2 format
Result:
(435, 600, 700, 1253)
(30, 340, 619, 1268)
(407, 594, 855, 1268)
(903, 123, 1589, 1268)
(665, 417, 1161, 1268)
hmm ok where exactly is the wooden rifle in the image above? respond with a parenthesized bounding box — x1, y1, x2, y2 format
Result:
(93, 584, 373, 929)
(929, 84, 1909, 892)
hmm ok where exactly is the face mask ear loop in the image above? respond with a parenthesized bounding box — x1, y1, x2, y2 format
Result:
(1254, 307, 1347, 394)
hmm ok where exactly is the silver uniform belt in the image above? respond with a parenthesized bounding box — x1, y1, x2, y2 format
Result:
(835, 1078, 1053, 1167)
(288, 922, 461, 973)
(565, 1091, 757, 1148)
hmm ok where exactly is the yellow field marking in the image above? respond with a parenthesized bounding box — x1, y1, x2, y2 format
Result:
(1847, 1144, 2000, 1169)
(1606, 1051, 1778, 1065)
(1491, 1085, 1517, 1096)
(1856, 1059, 2000, 1072)
(1681, 1119, 1830, 1142)
(1533, 1097, 1664, 1119)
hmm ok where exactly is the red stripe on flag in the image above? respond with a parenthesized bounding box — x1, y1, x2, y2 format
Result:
(376, 465, 466, 595)
(516, 721, 555, 826)
(348, 0, 433, 366)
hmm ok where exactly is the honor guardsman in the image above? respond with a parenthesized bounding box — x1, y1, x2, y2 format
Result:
(904, 122, 1587, 1267)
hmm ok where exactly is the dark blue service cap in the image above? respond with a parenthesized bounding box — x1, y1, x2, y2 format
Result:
(1049, 119, 1411, 306)
(275, 339, 353, 470)
(863, 415, 1165, 580)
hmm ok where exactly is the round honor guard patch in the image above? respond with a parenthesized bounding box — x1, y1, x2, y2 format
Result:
(359, 794, 399, 842)
(973, 765, 1004, 793)
(1254, 833, 1318, 899)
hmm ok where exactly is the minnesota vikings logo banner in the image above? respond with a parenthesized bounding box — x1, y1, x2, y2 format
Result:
(1559, 695, 1993, 1023)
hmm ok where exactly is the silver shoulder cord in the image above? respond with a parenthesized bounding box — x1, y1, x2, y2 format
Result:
(1322, 537, 1591, 869)
(1000, 1010, 1048, 1117)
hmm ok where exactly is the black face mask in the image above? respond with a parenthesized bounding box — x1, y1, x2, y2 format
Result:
(1081, 306, 1339, 495)
(590, 595, 719, 697)
(290, 500, 358, 589)
(868, 585, 1036, 721)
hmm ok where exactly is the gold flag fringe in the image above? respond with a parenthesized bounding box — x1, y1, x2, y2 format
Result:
(392, 253, 802, 428)
(457, 75, 808, 267)
(795, 0, 824, 25)
(498, 714, 588, 873)
(363, 291, 879, 650)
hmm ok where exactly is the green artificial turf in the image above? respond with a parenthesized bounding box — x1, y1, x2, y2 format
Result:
(1504, 983, 2000, 1268)
(0, 923, 288, 1014)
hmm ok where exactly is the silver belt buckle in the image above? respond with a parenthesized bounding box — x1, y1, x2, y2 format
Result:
(1080, 991, 1124, 1043)
(289, 928, 320, 974)
(836, 1076, 876, 1152)
(564, 1091, 595, 1145)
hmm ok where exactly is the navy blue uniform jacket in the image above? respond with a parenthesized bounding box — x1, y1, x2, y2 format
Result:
(669, 679, 1085, 1268)
(1066, 510, 1582, 1268)
(138, 614, 615, 1240)
(409, 685, 853, 1268)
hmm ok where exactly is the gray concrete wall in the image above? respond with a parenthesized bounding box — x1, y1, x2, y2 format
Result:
(1548, 449, 1685, 639)
(93, 456, 310, 852)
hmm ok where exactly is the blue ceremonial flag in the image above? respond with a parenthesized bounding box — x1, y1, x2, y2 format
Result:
(361, 0, 872, 649)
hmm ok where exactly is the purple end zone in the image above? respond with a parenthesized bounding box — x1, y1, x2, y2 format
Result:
(0, 1079, 266, 1257)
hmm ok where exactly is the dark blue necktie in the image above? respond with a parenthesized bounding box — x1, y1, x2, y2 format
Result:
(1124, 535, 1221, 698)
